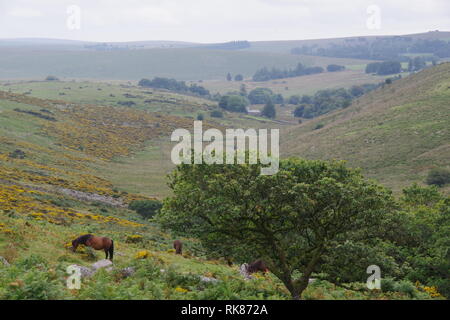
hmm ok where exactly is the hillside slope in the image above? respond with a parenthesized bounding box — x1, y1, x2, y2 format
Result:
(281, 63, 450, 191)
(0, 82, 444, 300)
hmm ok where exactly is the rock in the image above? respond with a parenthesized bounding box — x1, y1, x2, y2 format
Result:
(239, 263, 254, 280)
(200, 276, 220, 284)
(68, 264, 94, 278)
(0, 256, 10, 267)
(120, 267, 135, 278)
(92, 259, 113, 271)
(309, 278, 316, 284)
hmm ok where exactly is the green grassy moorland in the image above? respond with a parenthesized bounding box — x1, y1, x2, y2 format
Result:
(0, 68, 448, 300)
(282, 63, 450, 192)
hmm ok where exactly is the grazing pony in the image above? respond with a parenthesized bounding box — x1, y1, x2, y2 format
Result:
(247, 259, 269, 274)
(71, 234, 114, 261)
(173, 240, 182, 255)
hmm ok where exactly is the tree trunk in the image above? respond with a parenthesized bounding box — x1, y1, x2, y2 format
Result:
(291, 247, 324, 300)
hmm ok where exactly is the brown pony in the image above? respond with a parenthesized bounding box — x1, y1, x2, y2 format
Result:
(247, 259, 269, 274)
(71, 234, 114, 261)
(173, 240, 182, 255)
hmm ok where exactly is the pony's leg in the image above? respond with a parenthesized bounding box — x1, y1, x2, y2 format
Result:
(104, 249, 108, 259)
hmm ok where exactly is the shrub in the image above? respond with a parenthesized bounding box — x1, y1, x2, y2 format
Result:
(2, 268, 66, 300)
(135, 250, 151, 259)
(129, 199, 162, 219)
(314, 123, 325, 130)
(426, 168, 450, 187)
(218, 95, 248, 113)
(327, 64, 345, 72)
(381, 278, 397, 292)
(16, 254, 48, 270)
(210, 110, 223, 118)
(196, 114, 204, 121)
(126, 235, 144, 243)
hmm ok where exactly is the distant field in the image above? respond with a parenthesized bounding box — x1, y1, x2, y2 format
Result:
(0, 47, 375, 81)
(200, 70, 390, 97)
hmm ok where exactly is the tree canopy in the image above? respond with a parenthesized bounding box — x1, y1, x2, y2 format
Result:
(156, 158, 394, 299)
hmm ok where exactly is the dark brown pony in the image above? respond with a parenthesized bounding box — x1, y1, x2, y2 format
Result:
(71, 234, 114, 261)
(247, 259, 268, 274)
(173, 240, 182, 255)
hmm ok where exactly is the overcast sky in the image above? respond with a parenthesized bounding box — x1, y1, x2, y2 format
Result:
(1, 0, 449, 43)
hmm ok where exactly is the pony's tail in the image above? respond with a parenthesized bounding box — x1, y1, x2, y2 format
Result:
(109, 240, 114, 261)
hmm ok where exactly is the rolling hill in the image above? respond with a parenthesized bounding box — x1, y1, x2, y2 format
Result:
(244, 31, 450, 54)
(0, 84, 425, 301)
(0, 46, 374, 81)
(281, 63, 450, 191)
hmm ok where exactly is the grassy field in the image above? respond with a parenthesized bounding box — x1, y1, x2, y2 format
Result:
(1, 80, 288, 128)
(0, 47, 376, 81)
(200, 69, 389, 97)
(281, 63, 450, 192)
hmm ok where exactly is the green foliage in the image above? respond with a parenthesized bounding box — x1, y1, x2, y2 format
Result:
(381, 279, 420, 298)
(393, 185, 450, 297)
(426, 168, 450, 187)
(210, 110, 224, 118)
(253, 63, 324, 81)
(365, 61, 402, 75)
(157, 157, 394, 299)
(0, 255, 66, 300)
(321, 241, 401, 284)
(291, 37, 450, 60)
(327, 64, 345, 72)
(129, 199, 163, 219)
(349, 85, 365, 97)
(314, 123, 325, 130)
(299, 89, 351, 118)
(138, 77, 210, 97)
(293, 104, 306, 117)
(401, 184, 442, 206)
(261, 99, 276, 119)
(218, 95, 249, 113)
(247, 88, 273, 105)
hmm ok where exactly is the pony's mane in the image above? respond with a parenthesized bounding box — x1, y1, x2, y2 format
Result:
(75, 234, 93, 245)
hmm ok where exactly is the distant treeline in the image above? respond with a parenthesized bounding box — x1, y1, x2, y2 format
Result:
(253, 63, 327, 81)
(365, 61, 402, 75)
(291, 36, 450, 60)
(291, 83, 382, 119)
(138, 77, 210, 97)
(217, 87, 284, 113)
(365, 56, 433, 75)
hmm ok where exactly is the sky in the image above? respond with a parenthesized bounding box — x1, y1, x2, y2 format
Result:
(1, 0, 450, 43)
